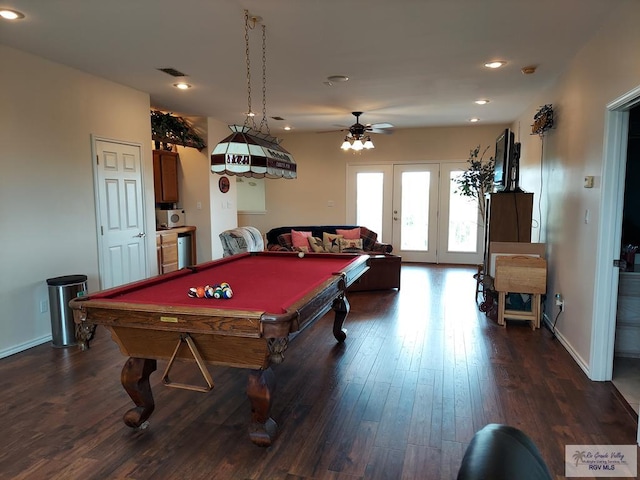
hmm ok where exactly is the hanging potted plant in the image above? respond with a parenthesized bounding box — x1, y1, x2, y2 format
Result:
(150, 110, 206, 151)
(453, 145, 495, 223)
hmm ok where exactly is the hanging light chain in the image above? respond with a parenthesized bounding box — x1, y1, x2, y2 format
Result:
(258, 24, 271, 135)
(243, 10, 256, 129)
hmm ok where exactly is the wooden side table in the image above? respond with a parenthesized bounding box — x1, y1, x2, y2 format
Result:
(494, 256, 546, 329)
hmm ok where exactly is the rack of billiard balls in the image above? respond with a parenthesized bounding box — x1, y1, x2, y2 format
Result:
(188, 282, 233, 299)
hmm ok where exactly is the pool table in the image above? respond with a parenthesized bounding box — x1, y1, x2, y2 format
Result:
(70, 251, 369, 446)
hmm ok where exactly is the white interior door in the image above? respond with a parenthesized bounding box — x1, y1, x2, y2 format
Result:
(94, 138, 147, 289)
(437, 163, 484, 264)
(391, 164, 439, 262)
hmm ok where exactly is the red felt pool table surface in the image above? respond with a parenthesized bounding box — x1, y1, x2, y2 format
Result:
(95, 251, 360, 314)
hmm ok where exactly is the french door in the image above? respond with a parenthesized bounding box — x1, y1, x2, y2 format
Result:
(347, 163, 483, 264)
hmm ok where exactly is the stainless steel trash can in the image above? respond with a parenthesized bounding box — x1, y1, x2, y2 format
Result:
(46, 274, 87, 347)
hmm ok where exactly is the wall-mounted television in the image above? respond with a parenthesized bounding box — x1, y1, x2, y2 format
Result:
(493, 128, 521, 192)
(493, 129, 513, 191)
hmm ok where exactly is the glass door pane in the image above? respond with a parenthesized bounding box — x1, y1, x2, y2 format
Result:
(346, 164, 394, 247)
(448, 170, 478, 252)
(438, 163, 484, 264)
(400, 171, 430, 250)
(392, 164, 438, 262)
(356, 172, 384, 242)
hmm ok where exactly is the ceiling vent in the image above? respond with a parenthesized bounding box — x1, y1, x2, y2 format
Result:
(157, 67, 187, 77)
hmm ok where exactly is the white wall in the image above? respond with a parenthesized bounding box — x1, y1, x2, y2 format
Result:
(172, 139, 213, 264)
(0, 46, 154, 357)
(514, 0, 640, 375)
(207, 121, 240, 259)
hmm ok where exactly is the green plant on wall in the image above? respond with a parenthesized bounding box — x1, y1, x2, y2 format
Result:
(150, 110, 206, 151)
(453, 145, 495, 223)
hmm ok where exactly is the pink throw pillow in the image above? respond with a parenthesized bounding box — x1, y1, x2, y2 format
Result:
(291, 229, 312, 248)
(336, 228, 361, 240)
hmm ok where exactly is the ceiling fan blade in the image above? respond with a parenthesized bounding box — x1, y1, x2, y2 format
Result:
(368, 128, 394, 135)
(316, 128, 347, 134)
(368, 122, 394, 129)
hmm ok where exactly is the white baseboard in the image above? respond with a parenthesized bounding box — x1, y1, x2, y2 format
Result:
(0, 335, 52, 359)
(542, 313, 591, 378)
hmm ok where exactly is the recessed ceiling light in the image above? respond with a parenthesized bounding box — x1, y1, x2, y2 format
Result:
(484, 61, 506, 69)
(475, 99, 489, 105)
(173, 82, 191, 90)
(327, 75, 349, 83)
(0, 9, 25, 20)
(284, 126, 291, 131)
(469, 118, 480, 123)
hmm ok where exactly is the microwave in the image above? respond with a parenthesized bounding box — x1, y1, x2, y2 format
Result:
(156, 209, 185, 228)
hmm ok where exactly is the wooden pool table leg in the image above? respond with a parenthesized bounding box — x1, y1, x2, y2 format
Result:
(246, 368, 278, 447)
(121, 357, 157, 429)
(332, 295, 349, 343)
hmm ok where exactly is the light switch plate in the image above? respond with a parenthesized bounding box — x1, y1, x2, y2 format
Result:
(584, 176, 594, 188)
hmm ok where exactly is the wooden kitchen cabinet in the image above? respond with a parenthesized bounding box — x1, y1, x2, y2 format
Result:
(157, 231, 178, 274)
(156, 226, 197, 275)
(153, 150, 179, 204)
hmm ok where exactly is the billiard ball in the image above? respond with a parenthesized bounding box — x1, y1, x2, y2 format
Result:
(298, 251, 305, 258)
(187, 287, 198, 298)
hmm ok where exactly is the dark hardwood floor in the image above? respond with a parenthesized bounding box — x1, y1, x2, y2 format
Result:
(1, 264, 637, 479)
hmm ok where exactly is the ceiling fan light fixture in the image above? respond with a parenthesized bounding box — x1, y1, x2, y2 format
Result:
(363, 137, 375, 149)
(351, 139, 364, 151)
(338, 112, 386, 152)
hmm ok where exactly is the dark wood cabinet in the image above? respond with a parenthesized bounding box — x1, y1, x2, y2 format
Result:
(484, 192, 533, 270)
(153, 150, 179, 204)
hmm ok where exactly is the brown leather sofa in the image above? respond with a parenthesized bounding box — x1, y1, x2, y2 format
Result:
(265, 225, 400, 291)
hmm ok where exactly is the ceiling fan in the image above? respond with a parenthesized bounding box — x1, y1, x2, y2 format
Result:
(338, 111, 394, 138)
(333, 112, 393, 151)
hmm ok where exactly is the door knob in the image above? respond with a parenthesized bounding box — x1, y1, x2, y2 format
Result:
(133, 232, 146, 238)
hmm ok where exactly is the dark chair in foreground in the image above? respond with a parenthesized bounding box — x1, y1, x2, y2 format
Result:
(457, 424, 552, 480)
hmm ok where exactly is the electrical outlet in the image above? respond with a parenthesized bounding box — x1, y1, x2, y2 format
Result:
(554, 293, 565, 311)
(39, 299, 48, 313)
